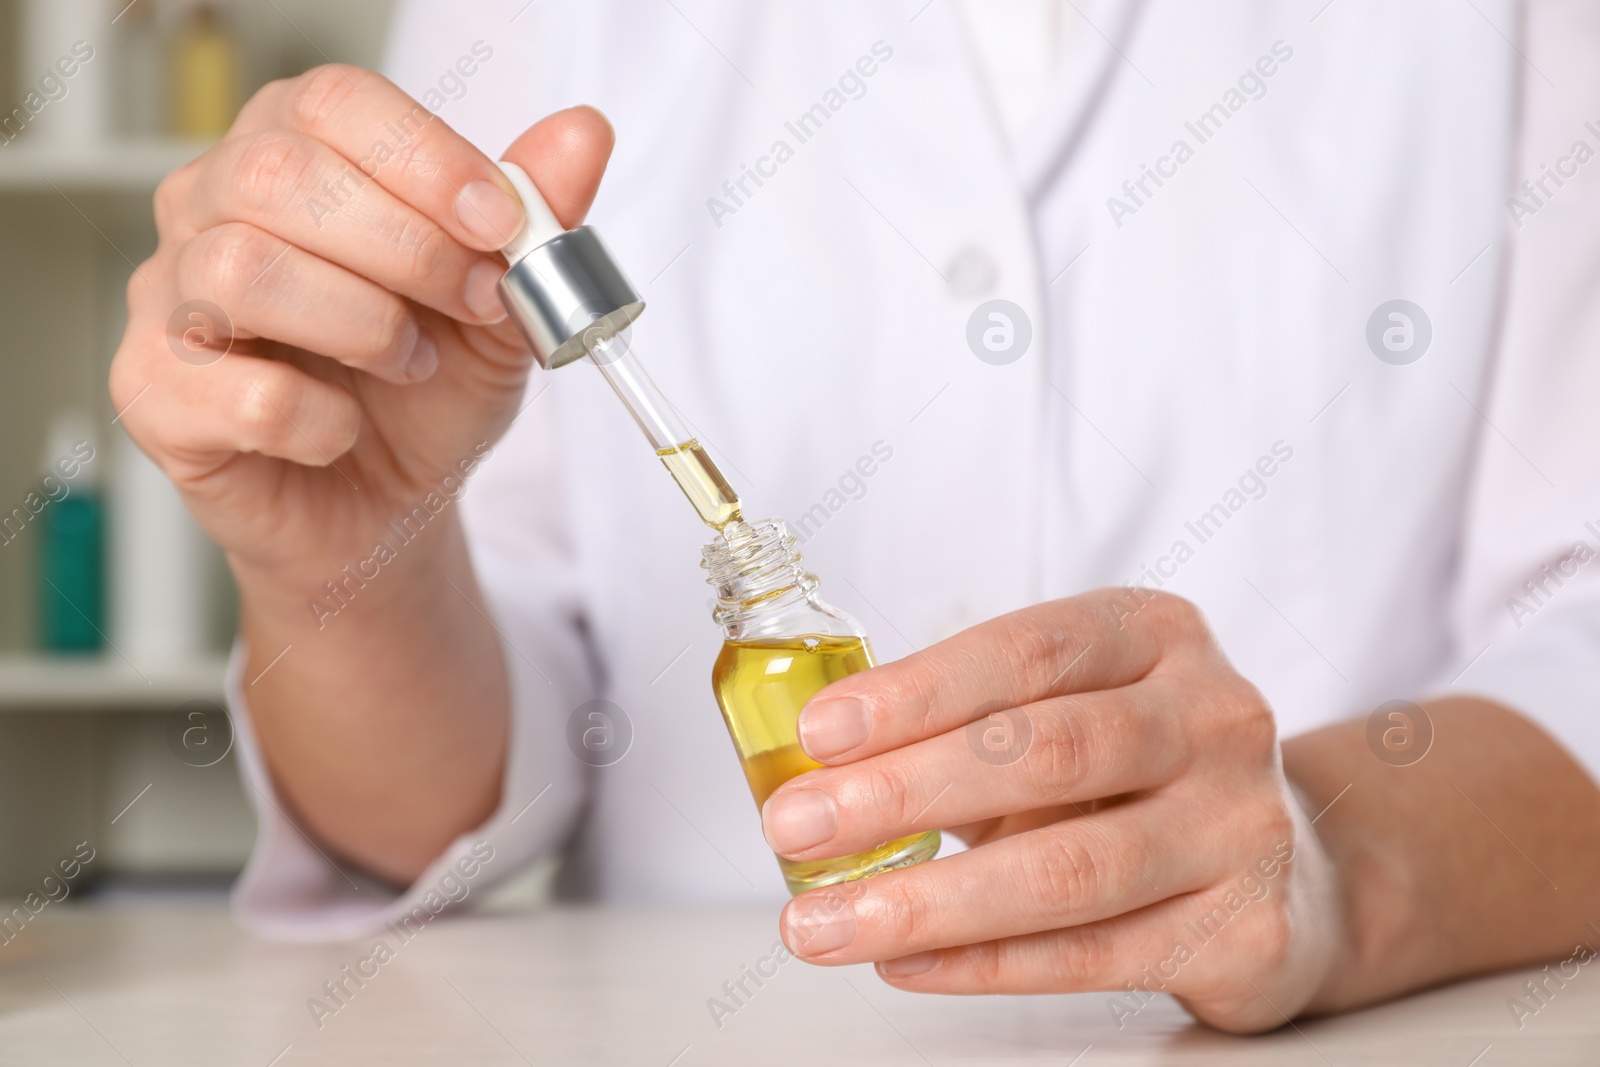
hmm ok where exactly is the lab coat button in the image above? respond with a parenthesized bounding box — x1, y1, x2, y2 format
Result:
(945, 246, 998, 298)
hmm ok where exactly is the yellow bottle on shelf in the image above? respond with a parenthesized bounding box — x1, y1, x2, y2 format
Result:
(704, 520, 940, 894)
(171, 3, 240, 139)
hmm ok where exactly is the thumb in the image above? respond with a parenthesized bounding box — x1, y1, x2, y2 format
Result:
(501, 105, 616, 229)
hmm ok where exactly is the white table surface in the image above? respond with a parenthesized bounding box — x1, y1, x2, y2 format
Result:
(0, 903, 1593, 1065)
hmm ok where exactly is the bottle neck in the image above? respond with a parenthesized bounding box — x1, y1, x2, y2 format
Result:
(701, 520, 820, 640)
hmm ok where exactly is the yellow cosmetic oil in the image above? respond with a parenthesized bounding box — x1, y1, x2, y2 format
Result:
(711, 634, 940, 894)
(658, 438, 743, 529)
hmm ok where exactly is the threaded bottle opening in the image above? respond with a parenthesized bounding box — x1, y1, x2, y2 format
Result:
(701, 519, 818, 630)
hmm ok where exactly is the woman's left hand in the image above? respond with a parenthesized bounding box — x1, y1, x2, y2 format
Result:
(763, 588, 1346, 1033)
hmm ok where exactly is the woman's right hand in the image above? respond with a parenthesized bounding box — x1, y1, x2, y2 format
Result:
(111, 65, 613, 604)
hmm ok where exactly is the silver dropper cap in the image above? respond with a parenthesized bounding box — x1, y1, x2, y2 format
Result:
(494, 162, 645, 370)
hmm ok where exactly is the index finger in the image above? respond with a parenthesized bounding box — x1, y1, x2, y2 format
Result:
(238, 65, 526, 253)
(796, 589, 1203, 764)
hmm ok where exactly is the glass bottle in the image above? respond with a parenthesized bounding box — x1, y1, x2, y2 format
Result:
(703, 520, 940, 894)
(170, 3, 240, 139)
(37, 409, 104, 654)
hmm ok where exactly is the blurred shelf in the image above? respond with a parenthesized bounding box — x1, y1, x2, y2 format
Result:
(0, 138, 214, 193)
(0, 653, 227, 711)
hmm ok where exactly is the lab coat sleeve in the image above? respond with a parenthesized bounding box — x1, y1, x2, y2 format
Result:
(1433, 0, 1600, 785)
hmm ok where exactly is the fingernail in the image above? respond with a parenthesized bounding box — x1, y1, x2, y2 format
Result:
(785, 895, 855, 956)
(878, 951, 938, 978)
(763, 789, 837, 854)
(405, 331, 439, 382)
(799, 698, 870, 761)
(455, 179, 524, 251)
(463, 259, 508, 324)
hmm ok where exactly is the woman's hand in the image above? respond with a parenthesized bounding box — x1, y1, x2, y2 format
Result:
(763, 589, 1346, 1033)
(108, 66, 615, 882)
(113, 65, 612, 594)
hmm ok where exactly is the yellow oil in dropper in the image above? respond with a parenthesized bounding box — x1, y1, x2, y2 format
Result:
(657, 439, 743, 529)
(584, 337, 745, 531)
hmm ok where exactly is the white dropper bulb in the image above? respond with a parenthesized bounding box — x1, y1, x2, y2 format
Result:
(497, 160, 565, 264)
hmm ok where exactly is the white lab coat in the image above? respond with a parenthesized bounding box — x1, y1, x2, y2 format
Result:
(228, 0, 1600, 939)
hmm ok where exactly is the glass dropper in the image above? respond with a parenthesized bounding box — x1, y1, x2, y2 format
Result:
(491, 160, 746, 532)
(585, 336, 745, 531)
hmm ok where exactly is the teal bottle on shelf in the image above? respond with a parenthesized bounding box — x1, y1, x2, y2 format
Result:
(40, 489, 105, 652)
(36, 410, 104, 654)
